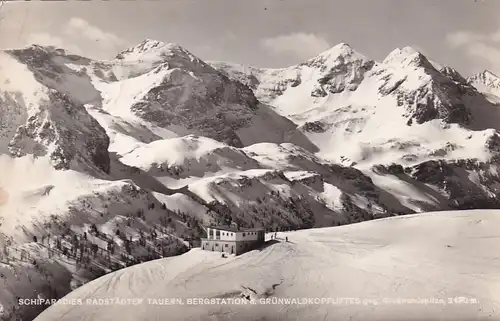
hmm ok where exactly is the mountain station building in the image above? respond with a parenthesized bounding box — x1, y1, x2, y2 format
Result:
(201, 226, 265, 255)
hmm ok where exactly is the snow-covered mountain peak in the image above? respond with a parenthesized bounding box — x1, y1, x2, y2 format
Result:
(439, 66, 468, 84)
(116, 38, 201, 62)
(383, 46, 435, 70)
(469, 70, 500, 89)
(136, 38, 168, 51)
(384, 46, 420, 60)
(116, 39, 181, 58)
(482, 70, 499, 78)
(212, 43, 477, 130)
(467, 70, 500, 99)
(302, 42, 373, 70)
(112, 39, 207, 79)
(315, 43, 358, 59)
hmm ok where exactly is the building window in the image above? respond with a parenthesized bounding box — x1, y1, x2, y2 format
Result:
(242, 233, 246, 237)
(225, 244, 228, 247)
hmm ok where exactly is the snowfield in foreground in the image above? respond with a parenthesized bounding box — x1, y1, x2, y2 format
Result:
(35, 210, 500, 321)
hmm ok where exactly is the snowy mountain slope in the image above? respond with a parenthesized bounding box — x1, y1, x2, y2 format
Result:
(0, 40, 320, 243)
(214, 45, 476, 124)
(34, 210, 500, 321)
(118, 136, 418, 225)
(0, 40, 317, 320)
(468, 70, 500, 112)
(469, 70, 500, 97)
(0, 50, 110, 175)
(0, 41, 365, 248)
(211, 43, 375, 117)
(0, 46, 181, 209)
(0, 49, 180, 318)
(88, 39, 318, 152)
(211, 44, 500, 213)
(0, 45, 206, 320)
(0, 153, 195, 320)
(118, 135, 263, 189)
(2, 38, 500, 321)
(211, 45, 500, 168)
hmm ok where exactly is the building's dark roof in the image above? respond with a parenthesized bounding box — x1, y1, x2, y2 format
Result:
(206, 225, 264, 233)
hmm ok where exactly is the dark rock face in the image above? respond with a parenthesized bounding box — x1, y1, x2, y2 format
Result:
(486, 133, 500, 153)
(299, 45, 376, 96)
(328, 164, 375, 190)
(410, 160, 453, 186)
(440, 66, 470, 86)
(263, 76, 303, 96)
(371, 158, 500, 211)
(387, 163, 405, 175)
(311, 85, 328, 98)
(113, 42, 263, 146)
(302, 121, 327, 133)
(315, 59, 375, 94)
(378, 76, 406, 96)
(3, 46, 110, 174)
(9, 46, 66, 80)
(340, 193, 376, 223)
(375, 53, 476, 127)
(390, 78, 473, 126)
(408, 159, 500, 210)
(6, 89, 110, 174)
(129, 65, 260, 148)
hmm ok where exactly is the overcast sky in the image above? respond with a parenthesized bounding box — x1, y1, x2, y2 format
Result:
(0, 0, 498, 76)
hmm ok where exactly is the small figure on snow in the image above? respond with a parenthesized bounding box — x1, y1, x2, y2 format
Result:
(285, 237, 288, 242)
